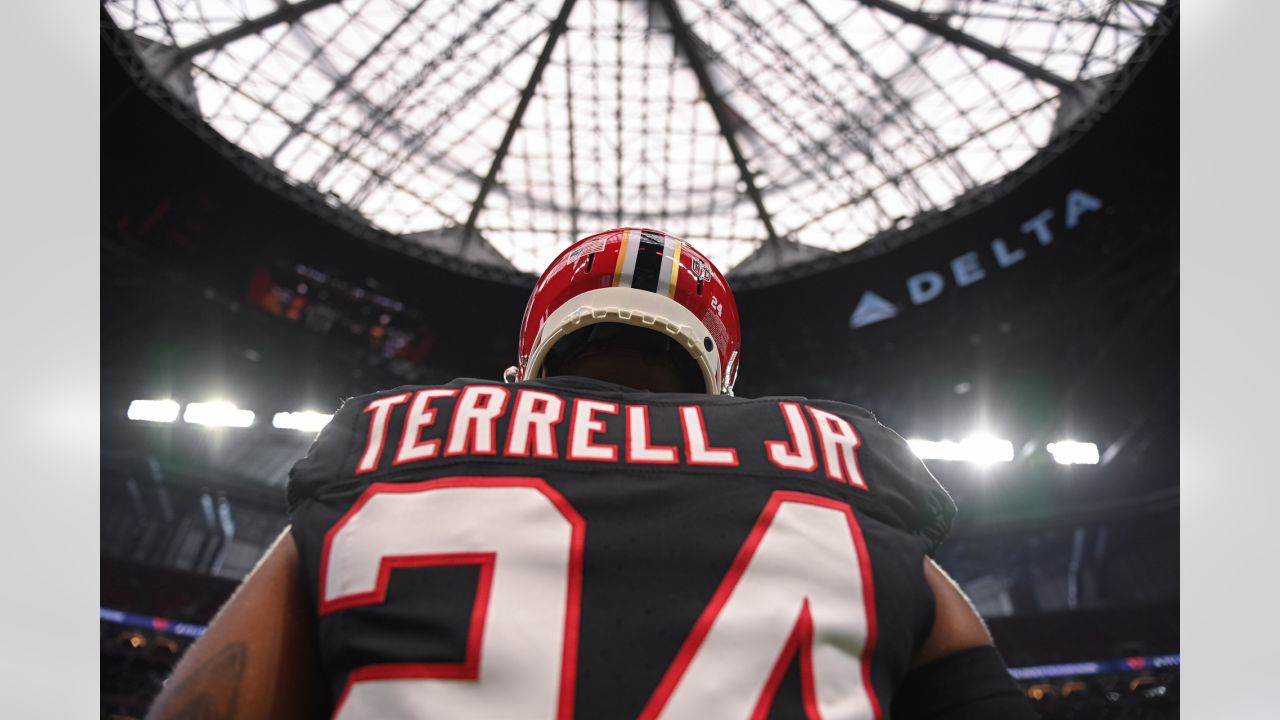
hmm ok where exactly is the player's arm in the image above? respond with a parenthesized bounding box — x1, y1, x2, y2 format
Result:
(891, 558, 1038, 719)
(145, 529, 326, 720)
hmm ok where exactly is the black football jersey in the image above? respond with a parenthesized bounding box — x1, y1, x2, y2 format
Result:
(288, 376, 956, 719)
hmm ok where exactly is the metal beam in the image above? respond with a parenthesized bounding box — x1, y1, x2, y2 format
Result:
(341, 0, 521, 204)
(269, 0, 432, 166)
(175, 0, 345, 59)
(653, 0, 781, 248)
(857, 0, 1077, 93)
(461, 0, 580, 247)
(563, 33, 581, 241)
(1076, 0, 1122, 80)
(795, 0, 976, 191)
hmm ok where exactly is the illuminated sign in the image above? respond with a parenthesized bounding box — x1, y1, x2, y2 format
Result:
(850, 189, 1104, 329)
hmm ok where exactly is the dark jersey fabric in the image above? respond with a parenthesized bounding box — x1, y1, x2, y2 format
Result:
(288, 376, 958, 718)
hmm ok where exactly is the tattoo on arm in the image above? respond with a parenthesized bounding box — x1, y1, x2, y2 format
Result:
(151, 642, 247, 720)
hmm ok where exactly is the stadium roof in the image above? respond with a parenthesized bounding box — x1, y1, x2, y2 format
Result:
(105, 0, 1172, 278)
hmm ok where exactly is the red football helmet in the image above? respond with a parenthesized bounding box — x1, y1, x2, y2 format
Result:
(508, 228, 742, 395)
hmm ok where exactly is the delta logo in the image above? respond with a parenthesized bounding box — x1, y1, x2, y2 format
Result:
(850, 189, 1104, 330)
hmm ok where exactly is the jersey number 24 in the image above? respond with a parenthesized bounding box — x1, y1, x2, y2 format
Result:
(319, 476, 882, 720)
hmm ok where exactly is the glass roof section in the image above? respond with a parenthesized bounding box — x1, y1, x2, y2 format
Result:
(106, 0, 1171, 277)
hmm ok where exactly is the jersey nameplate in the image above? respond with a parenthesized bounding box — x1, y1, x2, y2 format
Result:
(350, 386, 867, 489)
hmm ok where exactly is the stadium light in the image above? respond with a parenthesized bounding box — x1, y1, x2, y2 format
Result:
(1046, 441, 1100, 465)
(127, 399, 180, 423)
(183, 401, 255, 428)
(908, 435, 1015, 464)
(273, 411, 334, 433)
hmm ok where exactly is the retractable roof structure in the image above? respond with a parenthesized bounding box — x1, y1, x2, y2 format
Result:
(106, 0, 1173, 282)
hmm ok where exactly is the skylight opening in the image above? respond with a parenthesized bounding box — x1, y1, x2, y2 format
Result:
(106, 0, 1170, 277)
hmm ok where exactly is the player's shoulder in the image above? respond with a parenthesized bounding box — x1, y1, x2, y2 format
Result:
(720, 388, 957, 552)
(284, 382, 449, 507)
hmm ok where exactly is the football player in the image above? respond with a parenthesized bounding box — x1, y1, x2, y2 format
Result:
(146, 229, 1036, 719)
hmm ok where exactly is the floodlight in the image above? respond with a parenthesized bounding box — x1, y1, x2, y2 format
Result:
(183, 401, 255, 428)
(1047, 441, 1100, 465)
(907, 435, 1014, 464)
(273, 411, 334, 433)
(127, 399, 180, 423)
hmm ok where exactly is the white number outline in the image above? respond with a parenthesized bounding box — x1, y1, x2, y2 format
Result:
(638, 491, 882, 720)
(320, 476, 585, 720)
(318, 482, 880, 720)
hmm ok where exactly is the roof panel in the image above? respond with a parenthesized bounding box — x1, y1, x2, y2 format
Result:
(106, 0, 1171, 278)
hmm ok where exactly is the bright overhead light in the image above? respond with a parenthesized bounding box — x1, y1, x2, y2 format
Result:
(1047, 441, 1100, 465)
(127, 399, 180, 423)
(273, 411, 333, 433)
(183, 401, 255, 428)
(908, 435, 1015, 464)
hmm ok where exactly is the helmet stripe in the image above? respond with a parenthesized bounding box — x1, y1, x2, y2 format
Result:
(654, 233, 675, 297)
(662, 238, 682, 299)
(630, 231, 666, 293)
(613, 228, 638, 288)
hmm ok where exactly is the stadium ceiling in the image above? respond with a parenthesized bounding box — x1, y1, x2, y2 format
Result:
(105, 0, 1173, 281)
